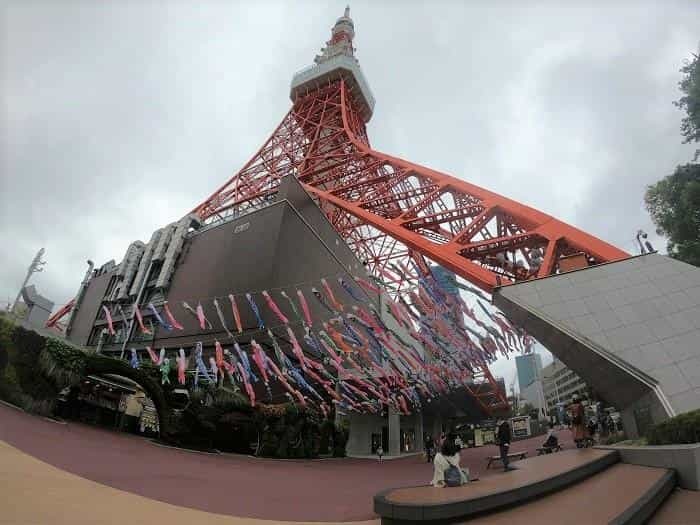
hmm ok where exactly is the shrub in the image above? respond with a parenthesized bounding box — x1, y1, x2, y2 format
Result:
(11, 325, 59, 402)
(0, 317, 13, 371)
(647, 409, 700, 445)
(40, 338, 88, 387)
(600, 432, 629, 445)
(254, 403, 324, 459)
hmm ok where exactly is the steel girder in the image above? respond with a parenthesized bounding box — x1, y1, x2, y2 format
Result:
(193, 80, 628, 293)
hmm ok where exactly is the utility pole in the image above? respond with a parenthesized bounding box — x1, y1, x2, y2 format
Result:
(636, 230, 655, 255)
(12, 248, 47, 314)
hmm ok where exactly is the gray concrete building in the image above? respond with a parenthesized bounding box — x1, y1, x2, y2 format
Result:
(495, 253, 700, 437)
(541, 358, 592, 414)
(515, 353, 543, 391)
(520, 377, 548, 419)
(16, 285, 54, 330)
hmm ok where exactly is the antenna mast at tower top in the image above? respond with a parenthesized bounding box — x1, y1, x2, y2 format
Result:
(290, 6, 374, 123)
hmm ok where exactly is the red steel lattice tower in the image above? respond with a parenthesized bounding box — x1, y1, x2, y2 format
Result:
(192, 9, 629, 411)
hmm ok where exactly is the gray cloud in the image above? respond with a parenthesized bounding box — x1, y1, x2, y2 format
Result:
(2, 1, 697, 380)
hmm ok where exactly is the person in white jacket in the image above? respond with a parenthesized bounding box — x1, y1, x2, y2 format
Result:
(431, 439, 470, 487)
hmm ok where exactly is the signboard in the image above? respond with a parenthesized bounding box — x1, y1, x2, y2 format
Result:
(511, 416, 531, 439)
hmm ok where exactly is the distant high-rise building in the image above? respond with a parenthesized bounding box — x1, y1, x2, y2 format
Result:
(542, 358, 592, 412)
(515, 353, 543, 390)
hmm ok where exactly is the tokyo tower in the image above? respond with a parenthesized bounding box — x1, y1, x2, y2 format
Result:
(193, 8, 627, 293)
(191, 8, 628, 411)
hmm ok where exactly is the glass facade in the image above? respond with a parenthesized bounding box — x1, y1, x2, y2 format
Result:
(515, 353, 543, 390)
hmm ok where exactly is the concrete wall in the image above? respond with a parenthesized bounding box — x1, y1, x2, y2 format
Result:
(82, 175, 381, 354)
(346, 413, 386, 456)
(67, 269, 117, 346)
(495, 254, 700, 435)
(346, 411, 425, 457)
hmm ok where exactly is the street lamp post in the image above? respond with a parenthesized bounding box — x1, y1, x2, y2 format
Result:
(12, 248, 47, 315)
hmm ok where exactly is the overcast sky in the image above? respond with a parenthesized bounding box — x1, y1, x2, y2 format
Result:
(2, 1, 698, 386)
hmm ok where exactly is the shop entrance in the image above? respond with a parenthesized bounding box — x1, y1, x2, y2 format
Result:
(400, 428, 416, 453)
(370, 426, 389, 454)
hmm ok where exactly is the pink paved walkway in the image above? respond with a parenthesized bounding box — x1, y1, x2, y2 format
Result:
(0, 403, 572, 521)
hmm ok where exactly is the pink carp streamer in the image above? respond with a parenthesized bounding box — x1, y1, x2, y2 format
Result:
(163, 301, 184, 330)
(177, 348, 187, 385)
(321, 278, 343, 311)
(228, 294, 243, 333)
(262, 291, 289, 324)
(133, 304, 151, 334)
(296, 289, 313, 327)
(102, 306, 116, 335)
(195, 302, 212, 330)
(286, 326, 307, 371)
(122, 269, 532, 419)
(145, 346, 160, 364)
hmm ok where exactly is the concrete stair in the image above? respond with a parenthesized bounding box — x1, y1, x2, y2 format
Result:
(648, 488, 700, 524)
(461, 463, 674, 524)
(375, 449, 677, 524)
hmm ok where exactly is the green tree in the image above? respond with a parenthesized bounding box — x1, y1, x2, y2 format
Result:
(645, 164, 700, 267)
(644, 51, 700, 266)
(674, 52, 700, 159)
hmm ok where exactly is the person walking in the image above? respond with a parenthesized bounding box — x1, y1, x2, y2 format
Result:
(569, 395, 587, 448)
(587, 418, 598, 446)
(497, 419, 516, 472)
(424, 434, 434, 463)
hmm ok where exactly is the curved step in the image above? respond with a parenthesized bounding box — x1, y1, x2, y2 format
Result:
(648, 488, 700, 524)
(465, 464, 675, 525)
(374, 449, 618, 523)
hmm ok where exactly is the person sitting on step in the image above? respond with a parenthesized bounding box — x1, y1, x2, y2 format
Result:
(431, 437, 470, 487)
(542, 422, 559, 451)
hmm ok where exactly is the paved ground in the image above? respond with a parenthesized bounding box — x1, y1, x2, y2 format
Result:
(0, 403, 573, 521)
(0, 440, 376, 525)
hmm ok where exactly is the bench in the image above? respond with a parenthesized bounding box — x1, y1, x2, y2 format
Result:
(486, 451, 527, 469)
(537, 444, 562, 455)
